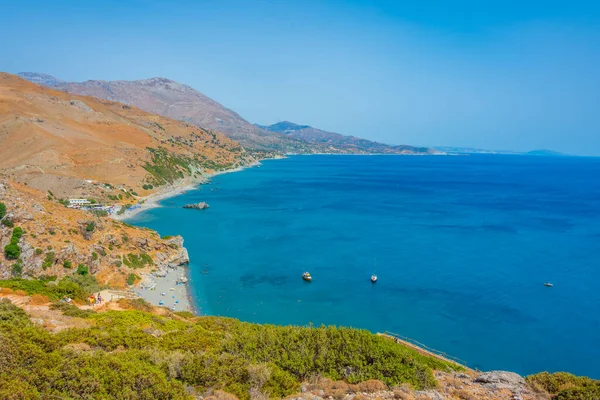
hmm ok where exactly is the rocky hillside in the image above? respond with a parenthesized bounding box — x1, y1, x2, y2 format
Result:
(17, 72, 311, 153)
(0, 179, 188, 286)
(18, 72, 436, 155)
(259, 121, 439, 155)
(1, 73, 254, 199)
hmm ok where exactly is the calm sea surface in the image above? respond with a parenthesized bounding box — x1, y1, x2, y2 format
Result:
(129, 155, 600, 378)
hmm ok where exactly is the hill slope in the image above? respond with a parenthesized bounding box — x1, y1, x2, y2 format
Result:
(1, 73, 253, 199)
(18, 73, 437, 155)
(260, 121, 438, 155)
(17, 73, 310, 153)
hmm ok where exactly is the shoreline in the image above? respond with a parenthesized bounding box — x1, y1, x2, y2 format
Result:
(116, 161, 261, 314)
(112, 162, 260, 221)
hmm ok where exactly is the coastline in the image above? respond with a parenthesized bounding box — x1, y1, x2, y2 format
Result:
(116, 162, 261, 315)
(112, 163, 260, 221)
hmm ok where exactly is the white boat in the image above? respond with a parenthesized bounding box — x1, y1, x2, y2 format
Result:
(302, 272, 312, 282)
(544, 282, 553, 287)
(371, 275, 378, 283)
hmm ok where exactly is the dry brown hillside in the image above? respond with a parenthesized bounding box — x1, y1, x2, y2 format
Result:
(0, 73, 254, 199)
(0, 179, 189, 285)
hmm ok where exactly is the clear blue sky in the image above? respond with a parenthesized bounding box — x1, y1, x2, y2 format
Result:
(2, 0, 600, 155)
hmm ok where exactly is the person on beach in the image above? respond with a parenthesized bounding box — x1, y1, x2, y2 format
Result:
(97, 293, 102, 304)
(89, 295, 95, 307)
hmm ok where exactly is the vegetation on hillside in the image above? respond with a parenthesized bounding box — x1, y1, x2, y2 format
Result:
(527, 372, 600, 400)
(0, 277, 463, 399)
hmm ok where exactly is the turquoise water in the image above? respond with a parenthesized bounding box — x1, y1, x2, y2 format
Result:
(129, 155, 600, 378)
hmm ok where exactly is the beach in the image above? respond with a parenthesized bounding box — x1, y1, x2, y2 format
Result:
(134, 266, 195, 313)
(117, 162, 260, 314)
(112, 163, 260, 221)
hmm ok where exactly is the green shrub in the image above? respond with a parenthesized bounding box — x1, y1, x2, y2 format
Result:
(123, 253, 153, 269)
(35, 248, 43, 256)
(63, 260, 73, 269)
(42, 251, 54, 270)
(90, 209, 108, 217)
(11, 262, 22, 277)
(92, 251, 99, 261)
(12, 227, 24, 238)
(126, 273, 139, 285)
(4, 243, 20, 259)
(86, 221, 95, 232)
(0, 202, 6, 219)
(527, 372, 600, 399)
(1, 218, 14, 228)
(49, 302, 96, 318)
(76, 264, 89, 276)
(0, 276, 99, 301)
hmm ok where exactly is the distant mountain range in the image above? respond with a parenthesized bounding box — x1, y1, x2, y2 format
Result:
(257, 121, 437, 155)
(18, 72, 436, 156)
(435, 146, 568, 156)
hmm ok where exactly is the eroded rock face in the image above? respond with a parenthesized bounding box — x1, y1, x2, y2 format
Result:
(475, 371, 527, 392)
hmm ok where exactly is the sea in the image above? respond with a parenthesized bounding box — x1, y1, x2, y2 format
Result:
(129, 154, 600, 378)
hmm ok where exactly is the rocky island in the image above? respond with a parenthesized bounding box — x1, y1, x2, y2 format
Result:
(183, 202, 210, 210)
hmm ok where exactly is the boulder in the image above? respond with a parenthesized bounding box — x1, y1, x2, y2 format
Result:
(475, 371, 526, 392)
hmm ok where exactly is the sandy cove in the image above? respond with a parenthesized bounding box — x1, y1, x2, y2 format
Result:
(113, 162, 261, 314)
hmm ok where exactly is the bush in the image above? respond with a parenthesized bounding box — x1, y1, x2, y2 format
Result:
(1, 218, 14, 228)
(86, 221, 96, 232)
(35, 248, 43, 256)
(123, 253, 153, 269)
(42, 251, 54, 270)
(12, 227, 24, 239)
(4, 244, 20, 260)
(126, 273, 139, 285)
(50, 302, 96, 318)
(63, 260, 73, 269)
(527, 372, 600, 399)
(76, 264, 89, 276)
(0, 202, 6, 219)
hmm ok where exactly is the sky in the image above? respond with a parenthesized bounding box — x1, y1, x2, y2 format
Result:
(1, 0, 600, 155)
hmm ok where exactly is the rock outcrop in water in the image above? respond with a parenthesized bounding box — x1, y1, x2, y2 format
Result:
(183, 202, 209, 210)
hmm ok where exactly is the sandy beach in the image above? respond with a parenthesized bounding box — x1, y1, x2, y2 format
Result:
(134, 266, 195, 313)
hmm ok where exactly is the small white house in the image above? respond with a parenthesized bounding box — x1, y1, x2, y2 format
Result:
(69, 199, 91, 206)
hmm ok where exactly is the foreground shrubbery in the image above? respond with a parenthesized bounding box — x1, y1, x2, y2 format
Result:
(0, 275, 101, 301)
(0, 286, 462, 399)
(527, 372, 600, 400)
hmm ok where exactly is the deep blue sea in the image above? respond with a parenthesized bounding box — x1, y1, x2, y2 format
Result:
(129, 155, 600, 378)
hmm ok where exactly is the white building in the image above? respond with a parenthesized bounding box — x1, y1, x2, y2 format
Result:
(69, 199, 91, 205)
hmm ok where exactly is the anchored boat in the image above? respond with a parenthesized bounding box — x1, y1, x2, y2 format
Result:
(302, 272, 312, 282)
(371, 275, 378, 283)
(544, 282, 553, 287)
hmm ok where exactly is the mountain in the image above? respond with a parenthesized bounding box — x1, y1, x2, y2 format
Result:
(258, 121, 438, 154)
(18, 73, 437, 155)
(17, 73, 314, 153)
(1, 73, 253, 199)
